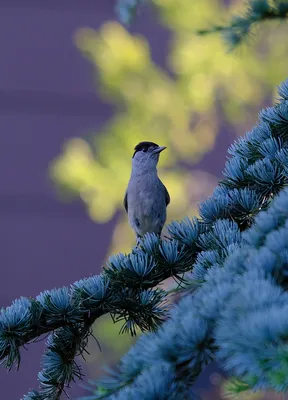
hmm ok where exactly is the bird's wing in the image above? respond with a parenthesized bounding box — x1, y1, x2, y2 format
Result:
(123, 191, 128, 213)
(163, 183, 170, 206)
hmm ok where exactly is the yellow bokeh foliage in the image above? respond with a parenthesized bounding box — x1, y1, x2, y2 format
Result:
(50, 0, 288, 255)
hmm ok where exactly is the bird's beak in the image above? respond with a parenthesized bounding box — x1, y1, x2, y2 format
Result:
(153, 146, 167, 154)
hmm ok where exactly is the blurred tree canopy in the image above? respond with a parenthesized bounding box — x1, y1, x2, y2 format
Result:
(50, 0, 288, 255)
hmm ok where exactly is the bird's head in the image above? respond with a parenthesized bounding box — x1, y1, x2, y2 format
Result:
(132, 141, 166, 171)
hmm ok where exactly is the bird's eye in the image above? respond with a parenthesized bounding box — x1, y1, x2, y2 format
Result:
(142, 148, 147, 152)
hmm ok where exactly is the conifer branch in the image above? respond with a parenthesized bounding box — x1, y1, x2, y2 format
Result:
(197, 0, 288, 48)
(88, 186, 288, 398)
(1, 77, 288, 398)
(115, 0, 146, 24)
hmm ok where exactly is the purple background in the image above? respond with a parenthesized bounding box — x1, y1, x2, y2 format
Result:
(0, 1, 228, 398)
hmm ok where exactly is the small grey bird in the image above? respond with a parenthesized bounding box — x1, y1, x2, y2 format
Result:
(124, 141, 170, 241)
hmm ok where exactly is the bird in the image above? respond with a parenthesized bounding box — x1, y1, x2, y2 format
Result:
(124, 141, 170, 242)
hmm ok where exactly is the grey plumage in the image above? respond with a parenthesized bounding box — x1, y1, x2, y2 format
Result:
(124, 141, 170, 239)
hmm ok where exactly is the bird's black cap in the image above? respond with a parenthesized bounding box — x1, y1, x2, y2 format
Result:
(133, 141, 159, 158)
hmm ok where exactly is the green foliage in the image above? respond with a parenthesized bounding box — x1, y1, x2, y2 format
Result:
(223, 377, 263, 399)
(223, 377, 252, 395)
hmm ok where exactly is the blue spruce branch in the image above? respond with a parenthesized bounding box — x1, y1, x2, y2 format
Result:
(115, 0, 147, 25)
(1, 77, 288, 399)
(197, 0, 288, 48)
(88, 187, 288, 398)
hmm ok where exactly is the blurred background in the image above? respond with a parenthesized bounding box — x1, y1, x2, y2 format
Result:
(0, 0, 287, 399)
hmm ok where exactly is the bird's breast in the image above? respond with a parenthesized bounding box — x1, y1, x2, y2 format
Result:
(127, 175, 167, 236)
(129, 180, 165, 212)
